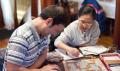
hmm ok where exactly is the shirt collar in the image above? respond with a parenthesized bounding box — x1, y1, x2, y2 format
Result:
(26, 20, 40, 41)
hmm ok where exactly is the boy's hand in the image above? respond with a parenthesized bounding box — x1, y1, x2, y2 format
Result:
(40, 64, 60, 71)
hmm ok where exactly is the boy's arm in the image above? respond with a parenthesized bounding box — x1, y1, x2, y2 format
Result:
(5, 48, 59, 71)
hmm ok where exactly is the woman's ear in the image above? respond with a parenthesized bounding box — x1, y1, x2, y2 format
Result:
(45, 18, 53, 26)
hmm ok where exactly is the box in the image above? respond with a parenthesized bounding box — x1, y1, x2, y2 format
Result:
(100, 53, 120, 71)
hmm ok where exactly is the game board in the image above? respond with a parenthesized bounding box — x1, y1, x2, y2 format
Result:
(64, 58, 107, 71)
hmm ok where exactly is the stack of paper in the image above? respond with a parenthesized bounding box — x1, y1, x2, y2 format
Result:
(100, 53, 120, 71)
(106, 56, 120, 71)
(79, 45, 109, 55)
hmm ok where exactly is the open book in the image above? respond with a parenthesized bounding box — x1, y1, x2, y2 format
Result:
(79, 45, 109, 55)
(55, 45, 109, 60)
(55, 49, 83, 60)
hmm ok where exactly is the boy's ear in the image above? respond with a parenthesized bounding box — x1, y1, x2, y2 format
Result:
(45, 18, 53, 26)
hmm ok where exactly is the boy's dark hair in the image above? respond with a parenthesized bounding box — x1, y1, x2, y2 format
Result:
(40, 5, 67, 25)
(78, 5, 96, 20)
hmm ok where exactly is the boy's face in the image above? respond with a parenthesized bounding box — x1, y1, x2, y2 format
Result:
(39, 18, 64, 37)
(43, 24, 64, 37)
(49, 24, 64, 37)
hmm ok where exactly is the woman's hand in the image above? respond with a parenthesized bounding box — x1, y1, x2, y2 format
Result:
(66, 47, 80, 57)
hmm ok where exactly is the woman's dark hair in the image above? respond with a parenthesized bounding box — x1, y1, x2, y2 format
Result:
(40, 5, 67, 25)
(78, 5, 96, 20)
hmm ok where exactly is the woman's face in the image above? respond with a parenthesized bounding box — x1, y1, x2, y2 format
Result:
(78, 14, 94, 32)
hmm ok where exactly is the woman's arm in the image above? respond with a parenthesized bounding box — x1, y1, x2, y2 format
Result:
(55, 41, 80, 57)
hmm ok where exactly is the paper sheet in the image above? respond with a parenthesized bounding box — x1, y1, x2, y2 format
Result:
(79, 45, 109, 55)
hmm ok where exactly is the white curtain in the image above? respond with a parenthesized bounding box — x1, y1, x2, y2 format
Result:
(38, 0, 42, 15)
(0, 0, 14, 30)
(24, 6, 32, 22)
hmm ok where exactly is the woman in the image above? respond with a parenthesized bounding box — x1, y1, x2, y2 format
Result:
(54, 5, 100, 57)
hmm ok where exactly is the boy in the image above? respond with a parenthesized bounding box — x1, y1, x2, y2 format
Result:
(4, 5, 66, 71)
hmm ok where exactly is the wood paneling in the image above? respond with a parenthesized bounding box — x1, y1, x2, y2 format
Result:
(32, 0, 55, 17)
(60, 0, 70, 26)
(0, 0, 5, 28)
(14, 0, 18, 28)
(41, 0, 54, 10)
(113, 0, 120, 50)
(31, 0, 38, 17)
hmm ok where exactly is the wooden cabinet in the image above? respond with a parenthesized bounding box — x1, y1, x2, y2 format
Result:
(41, 0, 55, 10)
(114, 0, 120, 50)
(0, 1, 4, 28)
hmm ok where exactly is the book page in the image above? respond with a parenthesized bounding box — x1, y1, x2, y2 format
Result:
(80, 45, 109, 55)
